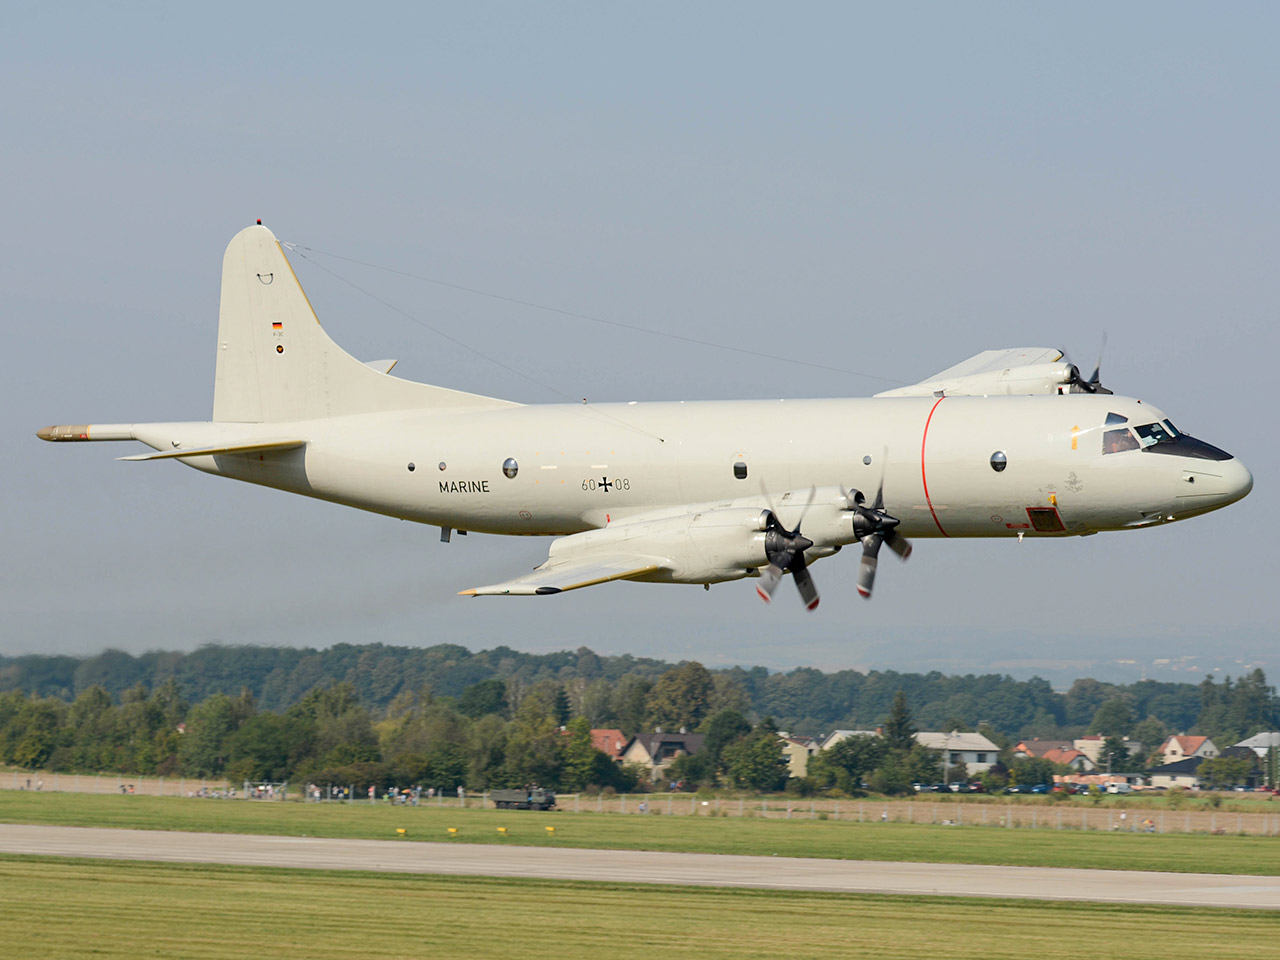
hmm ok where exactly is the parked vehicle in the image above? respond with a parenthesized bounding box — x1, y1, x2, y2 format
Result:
(1104, 783, 1134, 794)
(490, 788, 557, 810)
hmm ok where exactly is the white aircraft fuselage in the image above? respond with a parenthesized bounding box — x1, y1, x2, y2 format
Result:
(38, 224, 1252, 602)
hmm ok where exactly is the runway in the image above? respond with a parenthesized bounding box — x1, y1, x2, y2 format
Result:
(2, 823, 1277, 909)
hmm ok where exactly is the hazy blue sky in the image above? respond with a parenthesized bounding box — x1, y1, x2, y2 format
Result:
(4, 3, 1275, 676)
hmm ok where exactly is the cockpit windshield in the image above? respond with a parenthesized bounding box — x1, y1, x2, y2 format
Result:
(1104, 415, 1230, 461)
(1134, 421, 1175, 448)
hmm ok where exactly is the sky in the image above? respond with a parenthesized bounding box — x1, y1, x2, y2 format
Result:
(3, 3, 1276, 679)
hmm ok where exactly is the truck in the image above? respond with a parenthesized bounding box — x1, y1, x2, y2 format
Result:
(490, 788, 557, 810)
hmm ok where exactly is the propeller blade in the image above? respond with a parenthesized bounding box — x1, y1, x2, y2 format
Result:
(872, 448, 888, 511)
(884, 529, 913, 560)
(857, 534, 883, 599)
(756, 564, 784, 604)
(1089, 332, 1108, 387)
(792, 555, 820, 611)
(796, 485, 817, 529)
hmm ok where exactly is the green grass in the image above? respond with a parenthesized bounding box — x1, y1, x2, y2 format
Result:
(4, 791, 1278, 876)
(0, 855, 1274, 960)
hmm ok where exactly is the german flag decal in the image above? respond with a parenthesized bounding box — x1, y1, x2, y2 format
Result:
(272, 322, 283, 330)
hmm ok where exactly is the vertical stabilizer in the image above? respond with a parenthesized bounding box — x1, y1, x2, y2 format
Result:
(212, 224, 513, 422)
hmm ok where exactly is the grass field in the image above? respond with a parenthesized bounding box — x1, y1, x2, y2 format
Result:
(1, 855, 1274, 960)
(3, 790, 1277, 876)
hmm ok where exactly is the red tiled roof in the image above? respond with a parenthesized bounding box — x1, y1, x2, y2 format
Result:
(1042, 748, 1087, 765)
(590, 728, 628, 758)
(1163, 735, 1209, 754)
(1014, 740, 1073, 757)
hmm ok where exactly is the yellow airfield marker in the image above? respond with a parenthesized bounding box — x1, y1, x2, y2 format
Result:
(447, 827, 458, 836)
(497, 827, 508, 835)
(395, 828, 407, 837)
(545, 826, 556, 835)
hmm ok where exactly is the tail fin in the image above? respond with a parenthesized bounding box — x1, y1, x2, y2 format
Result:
(213, 223, 514, 422)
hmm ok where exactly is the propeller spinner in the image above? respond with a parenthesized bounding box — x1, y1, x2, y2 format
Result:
(847, 475, 912, 600)
(756, 489, 820, 611)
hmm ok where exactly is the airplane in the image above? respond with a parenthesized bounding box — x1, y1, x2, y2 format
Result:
(37, 222, 1253, 609)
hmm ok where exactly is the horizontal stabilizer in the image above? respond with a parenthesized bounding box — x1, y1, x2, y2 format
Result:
(118, 439, 305, 461)
(461, 558, 665, 596)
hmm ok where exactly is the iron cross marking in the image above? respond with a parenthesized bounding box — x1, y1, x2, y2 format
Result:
(599, 477, 613, 492)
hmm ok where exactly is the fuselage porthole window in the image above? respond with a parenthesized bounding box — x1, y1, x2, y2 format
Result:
(990, 451, 1007, 473)
(733, 461, 748, 480)
(502, 458, 519, 479)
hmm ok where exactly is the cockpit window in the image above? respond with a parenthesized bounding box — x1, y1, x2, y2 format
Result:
(1104, 412, 1129, 426)
(1103, 428, 1140, 455)
(1162, 420, 1180, 437)
(1134, 422, 1175, 449)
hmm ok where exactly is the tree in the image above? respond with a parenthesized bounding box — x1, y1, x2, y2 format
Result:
(1131, 717, 1167, 760)
(700, 709, 752, 767)
(666, 750, 715, 787)
(1009, 756, 1056, 788)
(502, 698, 565, 788)
(179, 693, 245, 776)
(1089, 697, 1134, 738)
(722, 720, 788, 792)
(1099, 736, 1135, 773)
(552, 687, 572, 727)
(560, 716, 600, 790)
(612, 675, 652, 735)
(225, 713, 315, 782)
(1198, 755, 1255, 789)
(646, 662, 715, 731)
(457, 678, 508, 719)
(883, 690, 916, 752)
(809, 734, 887, 793)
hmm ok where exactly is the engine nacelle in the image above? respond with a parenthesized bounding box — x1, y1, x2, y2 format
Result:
(875, 361, 1077, 397)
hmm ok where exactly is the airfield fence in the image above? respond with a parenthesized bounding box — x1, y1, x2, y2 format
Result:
(559, 793, 1280, 837)
(6, 769, 1280, 836)
(3, 769, 230, 798)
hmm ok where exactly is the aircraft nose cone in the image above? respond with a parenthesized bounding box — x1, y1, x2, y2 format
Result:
(1223, 457, 1254, 505)
(1175, 455, 1253, 517)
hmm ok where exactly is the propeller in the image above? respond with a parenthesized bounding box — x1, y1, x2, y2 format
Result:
(846, 467, 912, 600)
(756, 487, 821, 611)
(1067, 335, 1113, 395)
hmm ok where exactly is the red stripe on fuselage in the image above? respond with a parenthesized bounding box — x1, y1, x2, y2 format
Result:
(921, 396, 949, 537)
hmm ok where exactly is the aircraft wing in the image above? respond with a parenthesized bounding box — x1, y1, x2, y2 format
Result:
(459, 555, 668, 596)
(874, 347, 1076, 397)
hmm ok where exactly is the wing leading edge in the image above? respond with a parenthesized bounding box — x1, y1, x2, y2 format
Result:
(460, 556, 667, 596)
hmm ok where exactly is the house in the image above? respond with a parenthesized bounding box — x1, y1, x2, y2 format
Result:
(620, 732, 705, 781)
(590, 729, 628, 760)
(1147, 756, 1205, 789)
(1234, 732, 1280, 759)
(914, 731, 1000, 775)
(779, 735, 818, 779)
(1072, 735, 1145, 766)
(1157, 735, 1218, 765)
(1041, 747, 1095, 772)
(1012, 739, 1074, 760)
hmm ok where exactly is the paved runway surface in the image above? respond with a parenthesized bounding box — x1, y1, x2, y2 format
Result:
(2, 823, 1277, 909)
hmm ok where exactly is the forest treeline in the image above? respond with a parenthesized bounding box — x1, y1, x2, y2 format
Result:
(0, 645, 1274, 794)
(3, 643, 1275, 742)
